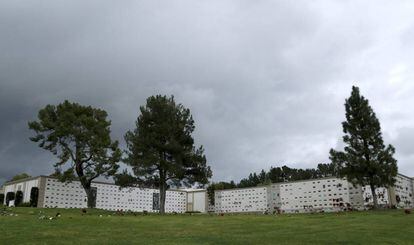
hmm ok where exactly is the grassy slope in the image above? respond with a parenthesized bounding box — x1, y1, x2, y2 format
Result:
(0, 208, 413, 244)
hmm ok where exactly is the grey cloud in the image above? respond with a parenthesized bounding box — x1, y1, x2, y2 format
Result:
(1, 0, 414, 184)
(393, 128, 414, 157)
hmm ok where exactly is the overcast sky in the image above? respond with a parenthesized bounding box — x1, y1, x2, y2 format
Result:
(1, 1, 414, 185)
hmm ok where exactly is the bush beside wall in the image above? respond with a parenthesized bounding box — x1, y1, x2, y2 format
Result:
(15, 191, 23, 207)
(19, 202, 32, 207)
(30, 187, 39, 207)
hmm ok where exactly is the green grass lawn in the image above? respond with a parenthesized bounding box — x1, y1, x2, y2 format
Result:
(1, 207, 413, 244)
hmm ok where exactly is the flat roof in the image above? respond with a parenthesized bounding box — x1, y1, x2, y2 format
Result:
(397, 173, 413, 180)
(3, 176, 42, 185)
(215, 185, 269, 192)
(276, 176, 348, 185)
(215, 176, 349, 193)
(3, 175, 204, 192)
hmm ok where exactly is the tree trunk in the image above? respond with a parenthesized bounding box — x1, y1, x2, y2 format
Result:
(75, 161, 95, 209)
(370, 184, 378, 209)
(159, 182, 166, 214)
(85, 187, 96, 208)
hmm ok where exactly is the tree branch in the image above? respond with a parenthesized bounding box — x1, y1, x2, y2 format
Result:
(59, 139, 76, 162)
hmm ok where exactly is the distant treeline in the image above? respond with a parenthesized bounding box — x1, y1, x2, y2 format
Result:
(207, 163, 339, 205)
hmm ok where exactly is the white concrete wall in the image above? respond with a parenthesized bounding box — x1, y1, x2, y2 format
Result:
(215, 186, 268, 213)
(412, 177, 414, 206)
(43, 178, 87, 208)
(267, 184, 281, 213)
(362, 174, 414, 208)
(94, 182, 186, 213)
(393, 174, 414, 208)
(42, 177, 188, 212)
(3, 173, 411, 213)
(362, 186, 390, 207)
(279, 178, 355, 213)
(214, 178, 366, 214)
(347, 183, 364, 209)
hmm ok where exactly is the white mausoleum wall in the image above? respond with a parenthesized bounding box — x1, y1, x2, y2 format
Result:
(214, 186, 268, 213)
(279, 178, 354, 213)
(394, 174, 414, 208)
(42, 177, 188, 212)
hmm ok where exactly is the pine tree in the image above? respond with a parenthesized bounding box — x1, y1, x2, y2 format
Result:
(330, 86, 397, 208)
(116, 95, 212, 214)
(29, 101, 121, 208)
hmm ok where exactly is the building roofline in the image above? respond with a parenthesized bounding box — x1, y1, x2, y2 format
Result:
(3, 176, 42, 185)
(4, 175, 202, 192)
(215, 173, 413, 193)
(4, 172, 411, 191)
(215, 185, 269, 192)
(397, 173, 413, 180)
(276, 176, 349, 185)
(215, 176, 348, 192)
(42, 176, 193, 192)
(185, 189, 207, 193)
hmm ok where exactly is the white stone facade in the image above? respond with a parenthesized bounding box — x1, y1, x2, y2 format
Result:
(267, 184, 281, 212)
(214, 186, 268, 213)
(362, 186, 390, 207)
(214, 174, 413, 214)
(362, 174, 414, 208)
(43, 178, 188, 212)
(3, 173, 413, 214)
(279, 177, 364, 213)
(394, 174, 414, 208)
(3, 176, 206, 213)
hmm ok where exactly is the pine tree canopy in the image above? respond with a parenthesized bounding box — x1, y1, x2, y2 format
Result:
(329, 86, 397, 190)
(28, 100, 121, 207)
(116, 95, 212, 213)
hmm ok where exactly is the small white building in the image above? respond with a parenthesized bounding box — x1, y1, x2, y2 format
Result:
(186, 189, 209, 213)
(3, 176, 208, 213)
(4, 176, 40, 204)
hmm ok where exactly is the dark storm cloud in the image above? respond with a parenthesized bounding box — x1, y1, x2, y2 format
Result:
(1, 0, 414, 184)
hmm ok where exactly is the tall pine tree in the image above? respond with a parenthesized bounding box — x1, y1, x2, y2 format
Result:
(330, 86, 397, 208)
(116, 95, 212, 214)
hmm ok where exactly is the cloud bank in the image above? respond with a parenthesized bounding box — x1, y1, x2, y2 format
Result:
(1, 0, 414, 184)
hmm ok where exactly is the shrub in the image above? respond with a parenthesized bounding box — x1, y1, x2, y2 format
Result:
(0, 193, 4, 204)
(18, 202, 32, 207)
(15, 191, 24, 207)
(5, 192, 15, 206)
(30, 187, 39, 207)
